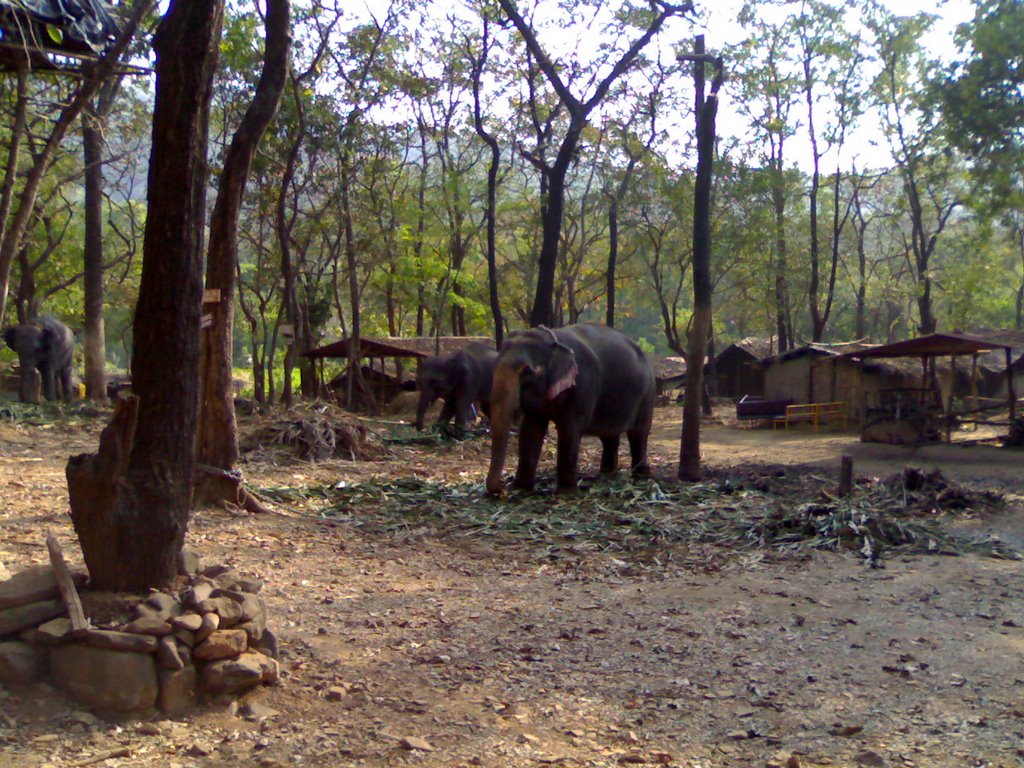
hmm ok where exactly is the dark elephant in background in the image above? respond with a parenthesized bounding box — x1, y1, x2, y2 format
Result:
(2, 315, 75, 403)
(415, 343, 499, 435)
(486, 324, 655, 495)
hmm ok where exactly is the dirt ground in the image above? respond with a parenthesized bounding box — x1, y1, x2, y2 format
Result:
(2, 406, 1024, 768)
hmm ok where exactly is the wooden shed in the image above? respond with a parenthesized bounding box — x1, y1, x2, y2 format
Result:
(714, 336, 776, 399)
(762, 343, 921, 426)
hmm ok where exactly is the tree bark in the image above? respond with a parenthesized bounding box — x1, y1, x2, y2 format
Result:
(196, 0, 290, 508)
(679, 38, 723, 482)
(82, 105, 107, 399)
(66, 0, 224, 591)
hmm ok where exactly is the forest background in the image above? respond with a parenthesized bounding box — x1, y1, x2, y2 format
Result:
(0, 0, 1021, 403)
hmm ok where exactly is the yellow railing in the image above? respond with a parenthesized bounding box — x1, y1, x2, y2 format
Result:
(773, 402, 848, 433)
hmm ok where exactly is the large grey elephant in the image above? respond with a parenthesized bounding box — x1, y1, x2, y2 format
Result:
(486, 324, 655, 495)
(415, 343, 498, 435)
(2, 315, 75, 403)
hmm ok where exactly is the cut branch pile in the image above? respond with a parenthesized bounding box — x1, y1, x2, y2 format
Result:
(240, 403, 390, 462)
(255, 466, 1015, 563)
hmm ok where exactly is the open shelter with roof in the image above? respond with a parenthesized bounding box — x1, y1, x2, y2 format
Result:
(837, 331, 1024, 444)
(302, 335, 493, 413)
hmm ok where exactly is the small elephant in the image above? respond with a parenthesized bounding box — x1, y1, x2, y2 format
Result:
(486, 323, 655, 495)
(2, 315, 75, 403)
(415, 343, 499, 435)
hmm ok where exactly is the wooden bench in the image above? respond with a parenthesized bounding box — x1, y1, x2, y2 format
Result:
(773, 402, 848, 433)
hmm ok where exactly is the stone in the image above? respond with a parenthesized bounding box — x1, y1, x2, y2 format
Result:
(136, 592, 180, 622)
(855, 751, 886, 767)
(195, 597, 243, 627)
(239, 593, 265, 625)
(158, 666, 196, 717)
(200, 564, 233, 580)
(200, 654, 265, 695)
(0, 641, 45, 684)
(0, 600, 65, 638)
(254, 652, 279, 683)
(85, 630, 159, 654)
(325, 686, 347, 701)
(241, 702, 280, 721)
(123, 618, 173, 637)
(173, 627, 196, 648)
(171, 613, 203, 632)
(195, 613, 219, 643)
(176, 641, 192, 668)
(178, 548, 202, 577)
(182, 581, 214, 608)
(0, 566, 83, 610)
(237, 579, 264, 594)
(211, 568, 241, 590)
(252, 627, 278, 660)
(194, 629, 248, 661)
(400, 736, 434, 752)
(68, 710, 99, 727)
(50, 644, 158, 713)
(26, 617, 73, 646)
(157, 636, 185, 670)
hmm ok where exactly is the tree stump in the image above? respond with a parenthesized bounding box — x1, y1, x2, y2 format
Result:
(838, 454, 854, 497)
(65, 395, 139, 588)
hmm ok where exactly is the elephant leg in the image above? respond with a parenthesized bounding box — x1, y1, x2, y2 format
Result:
(453, 392, 474, 435)
(60, 366, 74, 401)
(627, 427, 652, 478)
(554, 421, 582, 492)
(437, 398, 456, 426)
(513, 415, 548, 491)
(40, 366, 57, 402)
(599, 435, 620, 474)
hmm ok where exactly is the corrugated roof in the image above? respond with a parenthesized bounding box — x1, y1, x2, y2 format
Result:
(838, 332, 1014, 360)
(304, 336, 493, 360)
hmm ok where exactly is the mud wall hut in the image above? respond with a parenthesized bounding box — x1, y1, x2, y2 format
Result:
(763, 344, 922, 425)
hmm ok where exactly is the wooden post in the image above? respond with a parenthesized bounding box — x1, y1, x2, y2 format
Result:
(1007, 347, 1017, 422)
(945, 355, 956, 443)
(46, 531, 89, 634)
(838, 454, 854, 497)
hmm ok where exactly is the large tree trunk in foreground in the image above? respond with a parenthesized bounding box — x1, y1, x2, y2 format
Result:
(67, 0, 224, 592)
(679, 37, 723, 482)
(195, 0, 290, 510)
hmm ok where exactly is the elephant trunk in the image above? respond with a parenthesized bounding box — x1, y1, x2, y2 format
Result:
(414, 387, 431, 431)
(19, 365, 38, 404)
(485, 362, 520, 495)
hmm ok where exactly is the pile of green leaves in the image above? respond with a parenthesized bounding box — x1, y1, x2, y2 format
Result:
(255, 470, 1018, 562)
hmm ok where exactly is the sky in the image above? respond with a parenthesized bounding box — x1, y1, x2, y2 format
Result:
(693, 0, 976, 170)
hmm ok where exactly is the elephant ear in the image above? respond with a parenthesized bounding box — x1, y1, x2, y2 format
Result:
(2, 327, 14, 351)
(546, 343, 578, 400)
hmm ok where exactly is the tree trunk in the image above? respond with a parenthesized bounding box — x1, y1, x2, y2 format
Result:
(679, 38, 723, 482)
(196, 0, 289, 509)
(82, 107, 107, 399)
(67, 0, 224, 592)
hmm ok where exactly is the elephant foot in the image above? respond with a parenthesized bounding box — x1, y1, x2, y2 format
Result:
(631, 462, 653, 479)
(511, 478, 536, 492)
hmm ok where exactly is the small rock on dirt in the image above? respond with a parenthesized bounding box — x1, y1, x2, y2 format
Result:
(400, 736, 434, 751)
(855, 750, 886, 767)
